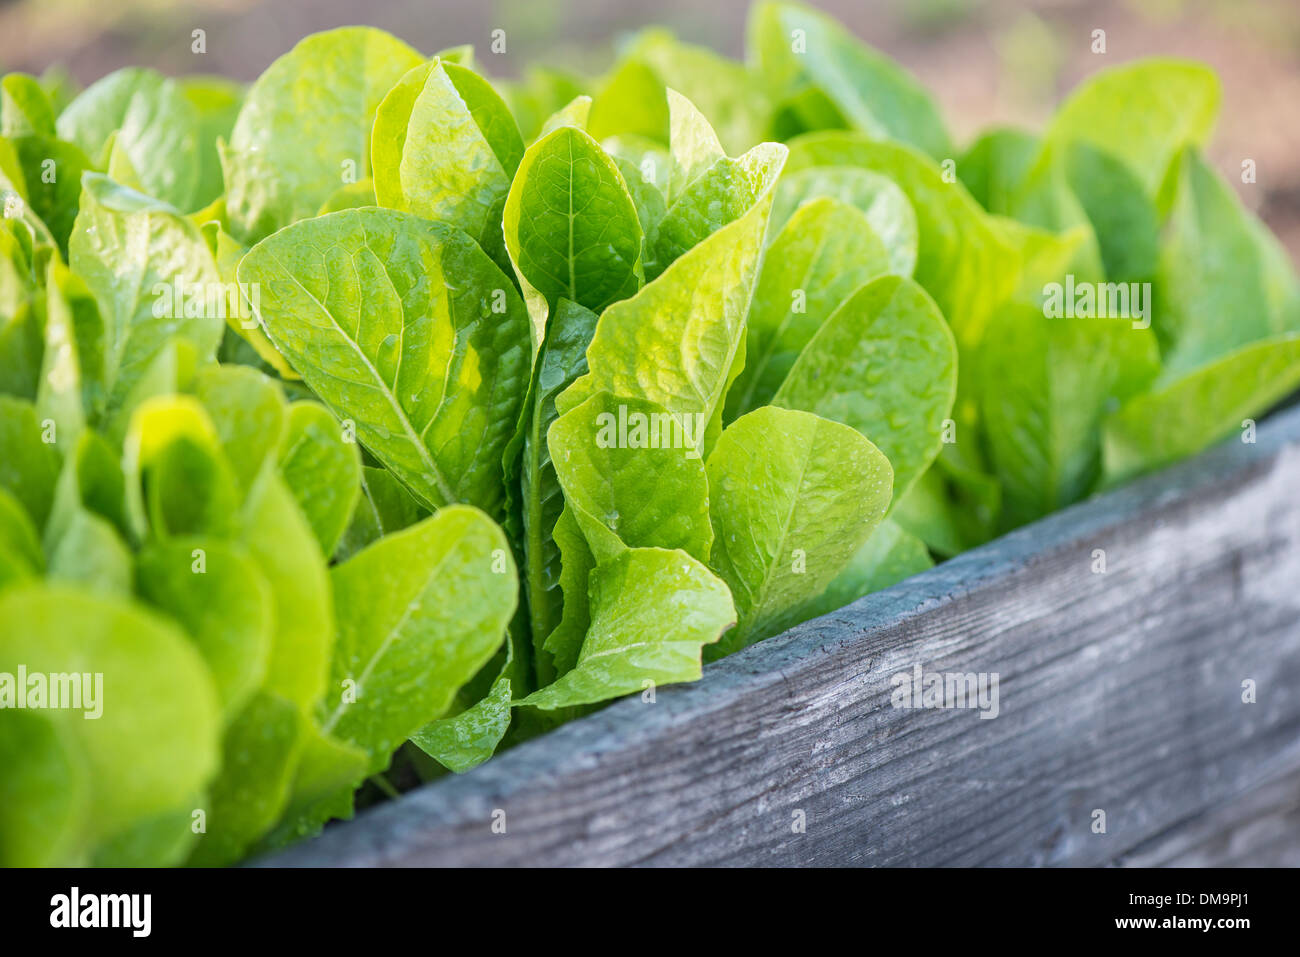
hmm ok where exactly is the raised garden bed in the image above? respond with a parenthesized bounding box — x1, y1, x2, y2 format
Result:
(8, 4, 1300, 870)
(266, 401, 1300, 867)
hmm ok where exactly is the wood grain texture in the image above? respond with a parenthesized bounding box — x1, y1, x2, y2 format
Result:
(1117, 766, 1300, 867)
(266, 405, 1300, 867)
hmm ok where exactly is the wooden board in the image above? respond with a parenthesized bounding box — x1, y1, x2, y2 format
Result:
(266, 404, 1300, 867)
(1118, 766, 1300, 867)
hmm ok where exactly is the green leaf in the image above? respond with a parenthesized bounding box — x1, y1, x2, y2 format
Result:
(560, 143, 786, 456)
(249, 722, 368, 852)
(538, 95, 592, 137)
(177, 75, 244, 209)
(277, 401, 362, 557)
(186, 691, 302, 867)
(0, 485, 43, 580)
(0, 395, 59, 529)
(57, 67, 202, 210)
(885, 471, 963, 559)
(0, 204, 35, 300)
(0, 165, 58, 252)
(0, 544, 36, 591)
(1155, 148, 1300, 376)
(623, 29, 769, 156)
(45, 509, 132, 596)
(663, 88, 726, 205)
(705, 406, 892, 654)
(988, 215, 1093, 305)
(34, 278, 87, 444)
(993, 66, 1207, 279)
(0, 298, 43, 402)
(192, 364, 287, 499)
(786, 132, 1020, 349)
(320, 505, 517, 772)
(104, 129, 147, 194)
(1102, 333, 1300, 483)
(334, 464, 427, 562)
(433, 44, 475, 66)
(503, 125, 643, 330)
(0, 584, 220, 863)
(316, 179, 376, 214)
(122, 395, 241, 540)
(603, 134, 670, 190)
(0, 710, 89, 866)
(509, 298, 598, 679)
(135, 538, 273, 723)
(105, 339, 201, 446)
(542, 505, 596, 677)
(1040, 58, 1219, 214)
(587, 59, 669, 145)
(773, 275, 957, 503)
(223, 27, 423, 243)
(372, 59, 523, 270)
(750, 2, 952, 160)
(549, 392, 712, 564)
(205, 222, 299, 381)
(36, 260, 106, 447)
(7, 134, 93, 254)
(70, 174, 224, 416)
(728, 196, 891, 418)
(795, 520, 933, 621)
(501, 66, 586, 143)
(239, 473, 334, 711)
(369, 59, 435, 186)
(519, 547, 735, 710)
(2, 74, 57, 137)
(980, 304, 1160, 526)
(93, 799, 202, 867)
(958, 126, 1040, 215)
(44, 428, 128, 552)
(239, 207, 531, 517)
(410, 674, 513, 774)
(994, 142, 1104, 282)
(609, 152, 668, 265)
(38, 66, 80, 117)
(649, 141, 787, 279)
(1062, 142, 1159, 283)
(770, 165, 918, 278)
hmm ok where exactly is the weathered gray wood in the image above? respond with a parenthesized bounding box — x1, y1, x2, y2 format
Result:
(1116, 766, 1300, 867)
(267, 405, 1300, 867)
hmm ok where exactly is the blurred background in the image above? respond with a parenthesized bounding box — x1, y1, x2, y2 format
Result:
(4, 0, 1297, 260)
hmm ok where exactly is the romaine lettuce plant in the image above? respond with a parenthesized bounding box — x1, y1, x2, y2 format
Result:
(2, 2, 1298, 866)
